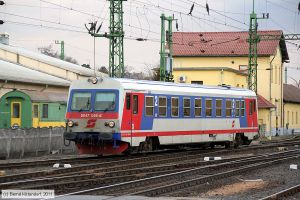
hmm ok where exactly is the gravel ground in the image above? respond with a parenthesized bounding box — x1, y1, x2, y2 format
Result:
(166, 157, 300, 200)
(285, 192, 300, 200)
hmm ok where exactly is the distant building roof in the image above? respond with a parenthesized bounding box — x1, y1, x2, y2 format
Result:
(0, 60, 70, 86)
(283, 84, 300, 104)
(257, 94, 276, 109)
(25, 90, 67, 103)
(173, 30, 289, 61)
(0, 43, 104, 77)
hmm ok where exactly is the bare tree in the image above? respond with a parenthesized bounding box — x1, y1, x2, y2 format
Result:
(38, 45, 78, 65)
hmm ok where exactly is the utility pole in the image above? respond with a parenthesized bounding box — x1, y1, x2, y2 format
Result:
(247, 0, 268, 93)
(160, 14, 174, 82)
(87, 0, 126, 78)
(55, 40, 64, 60)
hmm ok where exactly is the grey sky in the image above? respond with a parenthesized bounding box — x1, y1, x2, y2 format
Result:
(0, 0, 299, 84)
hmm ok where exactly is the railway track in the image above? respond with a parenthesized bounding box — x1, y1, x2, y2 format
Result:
(0, 147, 216, 171)
(0, 150, 266, 191)
(1, 138, 299, 171)
(260, 184, 300, 200)
(0, 137, 300, 170)
(1, 139, 299, 185)
(53, 149, 299, 196)
(0, 156, 99, 170)
(0, 139, 299, 197)
(2, 147, 299, 196)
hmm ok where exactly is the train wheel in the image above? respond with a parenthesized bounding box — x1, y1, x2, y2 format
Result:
(243, 139, 252, 145)
(234, 134, 242, 148)
(224, 142, 231, 149)
(123, 144, 132, 155)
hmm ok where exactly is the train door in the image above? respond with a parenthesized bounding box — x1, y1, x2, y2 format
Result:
(247, 99, 257, 127)
(123, 92, 143, 145)
(32, 104, 39, 128)
(11, 101, 21, 128)
(130, 93, 142, 136)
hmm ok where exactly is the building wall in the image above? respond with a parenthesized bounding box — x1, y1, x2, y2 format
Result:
(173, 48, 284, 133)
(174, 69, 247, 88)
(0, 80, 68, 98)
(284, 102, 300, 129)
(0, 91, 32, 128)
(37, 103, 67, 128)
(0, 84, 68, 128)
(257, 108, 271, 136)
(0, 92, 67, 128)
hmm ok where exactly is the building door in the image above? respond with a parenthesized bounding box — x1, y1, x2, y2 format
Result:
(11, 102, 21, 128)
(32, 104, 39, 128)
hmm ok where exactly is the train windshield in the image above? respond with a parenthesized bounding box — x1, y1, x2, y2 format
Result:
(95, 92, 116, 111)
(71, 92, 92, 111)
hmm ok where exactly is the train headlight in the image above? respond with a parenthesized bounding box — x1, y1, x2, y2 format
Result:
(108, 121, 115, 128)
(88, 77, 98, 84)
(67, 121, 74, 127)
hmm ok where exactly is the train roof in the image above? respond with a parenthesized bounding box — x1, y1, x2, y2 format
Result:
(71, 77, 256, 98)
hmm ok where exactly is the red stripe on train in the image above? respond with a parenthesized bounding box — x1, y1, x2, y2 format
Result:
(121, 128, 258, 137)
(66, 112, 118, 119)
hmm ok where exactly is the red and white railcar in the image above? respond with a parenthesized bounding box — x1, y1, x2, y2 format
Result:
(64, 77, 258, 155)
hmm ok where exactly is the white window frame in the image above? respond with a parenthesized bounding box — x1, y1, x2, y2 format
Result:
(145, 96, 154, 117)
(158, 96, 167, 117)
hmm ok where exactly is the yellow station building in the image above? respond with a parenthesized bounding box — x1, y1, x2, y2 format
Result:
(172, 30, 290, 135)
(283, 84, 300, 132)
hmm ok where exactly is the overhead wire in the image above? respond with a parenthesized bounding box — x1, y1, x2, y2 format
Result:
(0, 11, 85, 30)
(130, 0, 247, 31)
(41, 0, 161, 36)
(184, 0, 249, 26)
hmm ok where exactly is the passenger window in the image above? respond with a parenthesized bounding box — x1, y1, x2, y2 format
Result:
(183, 98, 191, 117)
(171, 97, 179, 117)
(216, 99, 222, 117)
(241, 100, 245, 117)
(250, 101, 253, 115)
(133, 95, 138, 114)
(194, 98, 202, 117)
(126, 94, 131, 110)
(159, 97, 167, 117)
(42, 104, 48, 118)
(145, 96, 154, 116)
(12, 103, 20, 118)
(33, 104, 39, 118)
(226, 100, 232, 117)
(205, 99, 212, 117)
(235, 100, 240, 117)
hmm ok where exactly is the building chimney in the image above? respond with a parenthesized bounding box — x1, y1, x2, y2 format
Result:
(0, 33, 9, 45)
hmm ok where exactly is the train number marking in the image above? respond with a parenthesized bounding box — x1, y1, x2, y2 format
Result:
(80, 113, 103, 118)
(154, 96, 158, 106)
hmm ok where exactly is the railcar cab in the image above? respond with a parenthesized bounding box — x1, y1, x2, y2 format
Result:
(64, 77, 128, 155)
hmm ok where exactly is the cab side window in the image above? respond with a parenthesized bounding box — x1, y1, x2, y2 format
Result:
(133, 95, 138, 114)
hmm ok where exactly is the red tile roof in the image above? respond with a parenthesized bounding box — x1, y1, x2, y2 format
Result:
(173, 30, 289, 60)
(283, 84, 300, 104)
(257, 94, 276, 109)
